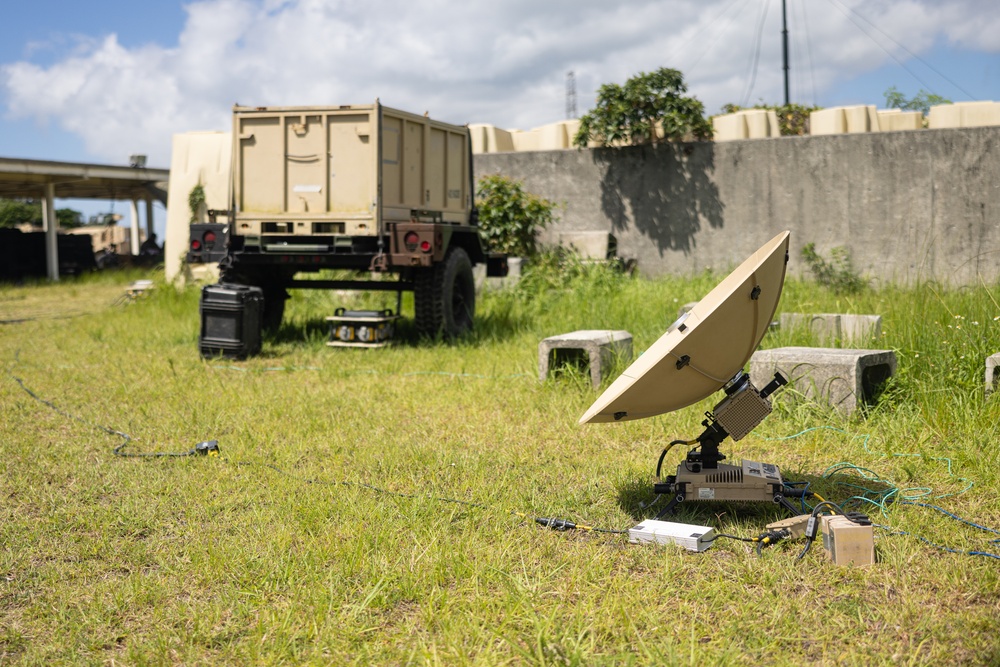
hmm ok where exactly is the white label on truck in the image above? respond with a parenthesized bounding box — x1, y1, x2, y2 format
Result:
(698, 487, 715, 500)
(293, 184, 322, 193)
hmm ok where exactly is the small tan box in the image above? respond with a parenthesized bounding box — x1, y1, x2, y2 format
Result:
(821, 515, 875, 566)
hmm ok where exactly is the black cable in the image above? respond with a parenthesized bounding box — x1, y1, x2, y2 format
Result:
(12, 363, 628, 535)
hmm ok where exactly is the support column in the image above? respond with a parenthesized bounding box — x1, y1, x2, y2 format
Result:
(145, 197, 155, 240)
(130, 198, 140, 256)
(42, 182, 59, 282)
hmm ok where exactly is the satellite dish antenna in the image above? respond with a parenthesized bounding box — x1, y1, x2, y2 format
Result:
(580, 231, 798, 515)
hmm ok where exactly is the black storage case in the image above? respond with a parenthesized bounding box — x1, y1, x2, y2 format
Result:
(199, 283, 263, 359)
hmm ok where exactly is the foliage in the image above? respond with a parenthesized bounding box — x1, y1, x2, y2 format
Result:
(721, 102, 822, 136)
(56, 208, 84, 228)
(0, 197, 83, 228)
(884, 86, 951, 115)
(475, 174, 555, 257)
(801, 242, 867, 295)
(573, 67, 713, 148)
(188, 182, 206, 223)
(0, 197, 40, 227)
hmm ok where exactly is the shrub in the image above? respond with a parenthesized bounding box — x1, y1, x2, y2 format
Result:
(475, 175, 555, 258)
(801, 242, 867, 294)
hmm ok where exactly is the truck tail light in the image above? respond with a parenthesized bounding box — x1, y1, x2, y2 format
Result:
(420, 240, 431, 253)
(404, 231, 419, 252)
(203, 231, 217, 247)
(191, 239, 202, 251)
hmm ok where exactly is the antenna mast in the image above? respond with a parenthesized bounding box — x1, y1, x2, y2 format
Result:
(782, 0, 790, 106)
(566, 71, 577, 119)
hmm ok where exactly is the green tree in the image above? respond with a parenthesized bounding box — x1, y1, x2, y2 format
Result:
(475, 175, 555, 258)
(573, 67, 713, 148)
(0, 198, 41, 227)
(0, 198, 85, 228)
(883, 86, 951, 115)
(56, 208, 84, 228)
(721, 102, 821, 136)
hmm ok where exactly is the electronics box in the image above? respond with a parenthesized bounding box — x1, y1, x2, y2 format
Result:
(326, 308, 399, 348)
(199, 283, 263, 359)
(628, 519, 716, 552)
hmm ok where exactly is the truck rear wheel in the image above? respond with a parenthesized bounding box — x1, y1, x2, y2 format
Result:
(221, 270, 287, 334)
(414, 247, 475, 338)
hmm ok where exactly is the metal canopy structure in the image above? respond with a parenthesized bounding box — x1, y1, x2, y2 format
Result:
(0, 157, 170, 281)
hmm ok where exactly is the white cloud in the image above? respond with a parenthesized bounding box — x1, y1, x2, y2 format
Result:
(2, 0, 998, 163)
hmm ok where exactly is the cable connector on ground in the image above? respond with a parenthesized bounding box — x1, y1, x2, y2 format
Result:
(194, 440, 220, 456)
(534, 517, 579, 531)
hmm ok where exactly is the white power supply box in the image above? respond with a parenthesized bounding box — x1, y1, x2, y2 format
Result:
(628, 520, 717, 552)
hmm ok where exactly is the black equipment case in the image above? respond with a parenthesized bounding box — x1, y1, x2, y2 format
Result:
(199, 283, 263, 359)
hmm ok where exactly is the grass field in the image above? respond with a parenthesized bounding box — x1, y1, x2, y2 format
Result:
(1, 263, 999, 665)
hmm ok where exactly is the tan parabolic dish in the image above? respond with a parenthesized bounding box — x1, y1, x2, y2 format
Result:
(579, 230, 790, 424)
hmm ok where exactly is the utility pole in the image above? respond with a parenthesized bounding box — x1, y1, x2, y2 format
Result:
(566, 71, 577, 120)
(782, 0, 790, 106)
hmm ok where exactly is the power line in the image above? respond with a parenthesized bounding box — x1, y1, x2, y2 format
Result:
(741, 0, 772, 107)
(824, 0, 977, 100)
(663, 0, 749, 69)
(682, 0, 755, 81)
(797, 0, 818, 106)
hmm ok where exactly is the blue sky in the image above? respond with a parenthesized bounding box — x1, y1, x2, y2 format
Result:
(2, 0, 999, 234)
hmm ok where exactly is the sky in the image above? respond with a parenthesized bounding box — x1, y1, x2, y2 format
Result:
(2, 0, 999, 233)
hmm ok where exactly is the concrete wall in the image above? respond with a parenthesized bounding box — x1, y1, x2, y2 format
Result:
(474, 126, 1000, 286)
(164, 131, 232, 283)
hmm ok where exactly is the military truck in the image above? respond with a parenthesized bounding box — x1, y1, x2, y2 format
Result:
(188, 102, 506, 338)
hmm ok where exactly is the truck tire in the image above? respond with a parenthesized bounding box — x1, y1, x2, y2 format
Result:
(221, 270, 287, 334)
(260, 287, 288, 334)
(414, 247, 475, 338)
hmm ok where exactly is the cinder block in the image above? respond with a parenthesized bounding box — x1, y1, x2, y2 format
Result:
(539, 330, 633, 388)
(779, 313, 882, 345)
(750, 347, 896, 415)
(840, 314, 882, 343)
(986, 353, 1000, 396)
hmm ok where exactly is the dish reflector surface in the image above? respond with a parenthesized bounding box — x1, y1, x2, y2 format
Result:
(579, 231, 790, 424)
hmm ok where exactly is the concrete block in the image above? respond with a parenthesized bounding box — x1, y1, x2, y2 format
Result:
(929, 101, 1000, 129)
(468, 124, 515, 154)
(840, 314, 882, 343)
(712, 113, 749, 142)
(877, 109, 924, 131)
(986, 353, 1000, 396)
(927, 103, 963, 129)
(511, 129, 540, 152)
(845, 105, 878, 133)
(778, 313, 882, 345)
(810, 108, 846, 135)
(750, 347, 896, 415)
(539, 329, 633, 388)
(744, 109, 779, 139)
(957, 101, 1000, 127)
